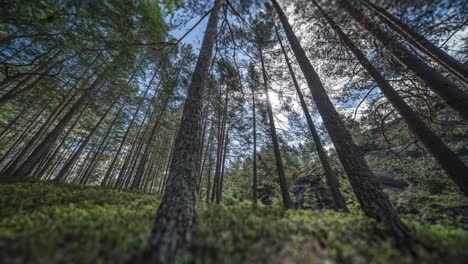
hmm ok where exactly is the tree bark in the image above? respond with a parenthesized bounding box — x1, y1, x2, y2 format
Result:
(141, 0, 223, 262)
(271, 0, 411, 241)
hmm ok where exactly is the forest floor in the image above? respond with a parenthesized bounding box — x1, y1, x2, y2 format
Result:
(1, 178, 467, 263)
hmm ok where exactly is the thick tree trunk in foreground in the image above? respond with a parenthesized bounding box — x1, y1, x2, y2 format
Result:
(339, 0, 468, 120)
(314, 1, 468, 196)
(141, 0, 223, 262)
(258, 45, 292, 209)
(360, 0, 468, 86)
(274, 20, 348, 211)
(271, 0, 411, 241)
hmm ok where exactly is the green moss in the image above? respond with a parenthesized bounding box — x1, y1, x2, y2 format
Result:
(1, 180, 467, 263)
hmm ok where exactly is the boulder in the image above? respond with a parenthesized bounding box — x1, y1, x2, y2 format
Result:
(290, 174, 334, 210)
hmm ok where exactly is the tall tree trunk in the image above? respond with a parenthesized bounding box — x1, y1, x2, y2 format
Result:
(0, 107, 29, 141)
(250, 79, 258, 206)
(0, 109, 45, 168)
(274, 19, 348, 211)
(271, 0, 411, 241)
(132, 70, 180, 190)
(1, 59, 93, 176)
(218, 129, 229, 203)
(258, 45, 292, 209)
(116, 90, 158, 190)
(36, 108, 87, 179)
(314, 0, 468, 196)
(360, 0, 468, 86)
(98, 104, 125, 186)
(199, 121, 214, 199)
(56, 96, 119, 181)
(142, 0, 223, 261)
(103, 69, 158, 184)
(5, 76, 102, 177)
(339, 0, 468, 120)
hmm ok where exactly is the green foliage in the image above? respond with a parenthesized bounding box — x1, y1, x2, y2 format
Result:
(1, 180, 468, 263)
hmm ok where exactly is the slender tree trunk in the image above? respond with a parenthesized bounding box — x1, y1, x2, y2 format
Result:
(158, 138, 175, 194)
(314, 1, 468, 196)
(0, 110, 45, 168)
(339, 0, 468, 120)
(6, 77, 102, 177)
(132, 71, 180, 190)
(272, 0, 411, 241)
(98, 104, 125, 186)
(117, 91, 158, 190)
(0, 107, 29, 141)
(199, 121, 214, 198)
(205, 150, 213, 204)
(274, 18, 348, 211)
(218, 130, 229, 202)
(258, 45, 292, 209)
(36, 108, 86, 179)
(250, 77, 258, 206)
(1, 59, 92, 175)
(142, 0, 223, 261)
(103, 68, 158, 185)
(360, 0, 468, 86)
(56, 96, 119, 181)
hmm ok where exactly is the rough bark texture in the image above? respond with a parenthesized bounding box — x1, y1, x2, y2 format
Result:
(339, 0, 468, 120)
(258, 45, 292, 209)
(271, 0, 411, 241)
(315, 1, 468, 195)
(360, 0, 468, 86)
(141, 0, 223, 262)
(274, 20, 348, 211)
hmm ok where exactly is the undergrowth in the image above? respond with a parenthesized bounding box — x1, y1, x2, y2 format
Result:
(0, 178, 467, 263)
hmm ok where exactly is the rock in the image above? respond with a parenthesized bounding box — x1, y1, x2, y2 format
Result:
(373, 171, 408, 189)
(445, 205, 468, 217)
(290, 174, 333, 210)
(459, 155, 468, 166)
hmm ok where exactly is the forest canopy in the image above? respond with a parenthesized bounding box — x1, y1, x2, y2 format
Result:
(1, 0, 467, 263)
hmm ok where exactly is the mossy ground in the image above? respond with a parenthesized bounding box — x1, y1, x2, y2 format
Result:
(1, 178, 467, 263)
